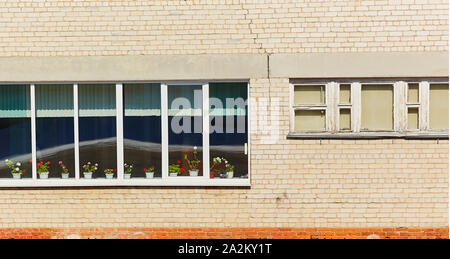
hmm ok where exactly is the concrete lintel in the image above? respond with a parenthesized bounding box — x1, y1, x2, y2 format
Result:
(270, 52, 449, 78)
(0, 54, 268, 83)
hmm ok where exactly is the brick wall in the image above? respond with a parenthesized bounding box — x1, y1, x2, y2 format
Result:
(0, 0, 448, 57)
(0, 0, 448, 239)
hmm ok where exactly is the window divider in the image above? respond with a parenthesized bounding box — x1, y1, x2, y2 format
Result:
(74, 83, 80, 180)
(30, 84, 37, 180)
(116, 83, 124, 180)
(202, 83, 210, 179)
(419, 81, 430, 131)
(161, 83, 168, 180)
(394, 81, 407, 132)
(350, 82, 361, 133)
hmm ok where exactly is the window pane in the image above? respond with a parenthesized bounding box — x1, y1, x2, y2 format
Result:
(429, 84, 449, 129)
(294, 110, 325, 131)
(168, 85, 203, 177)
(361, 85, 393, 131)
(0, 85, 32, 179)
(294, 85, 325, 105)
(79, 84, 117, 179)
(339, 84, 351, 104)
(339, 108, 351, 131)
(408, 83, 419, 103)
(124, 84, 161, 179)
(36, 84, 75, 179)
(408, 107, 419, 130)
(209, 83, 248, 179)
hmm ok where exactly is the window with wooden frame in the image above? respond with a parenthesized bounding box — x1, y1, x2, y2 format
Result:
(289, 79, 449, 137)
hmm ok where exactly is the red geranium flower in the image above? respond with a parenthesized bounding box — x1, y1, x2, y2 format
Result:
(47, 161, 50, 165)
(114, 169, 117, 172)
(180, 168, 184, 172)
(177, 160, 181, 164)
(151, 165, 155, 169)
(144, 168, 146, 172)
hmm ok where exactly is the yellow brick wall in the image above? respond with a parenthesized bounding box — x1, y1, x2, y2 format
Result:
(0, 1, 448, 229)
(0, 78, 447, 229)
(0, 0, 448, 57)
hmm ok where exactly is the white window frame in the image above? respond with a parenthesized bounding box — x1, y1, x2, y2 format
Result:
(289, 79, 449, 136)
(0, 81, 251, 187)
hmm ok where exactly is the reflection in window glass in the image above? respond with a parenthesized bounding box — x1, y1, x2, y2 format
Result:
(36, 84, 75, 179)
(0, 85, 32, 179)
(209, 83, 248, 179)
(168, 85, 203, 177)
(79, 84, 117, 179)
(124, 84, 161, 179)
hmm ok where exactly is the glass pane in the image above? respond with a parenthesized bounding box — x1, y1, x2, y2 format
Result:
(124, 84, 161, 179)
(209, 83, 248, 179)
(0, 85, 32, 179)
(79, 84, 117, 179)
(408, 107, 419, 130)
(429, 84, 449, 129)
(339, 109, 351, 131)
(361, 85, 393, 131)
(339, 84, 351, 104)
(36, 84, 75, 179)
(408, 83, 419, 104)
(168, 85, 203, 177)
(294, 85, 325, 105)
(294, 110, 325, 131)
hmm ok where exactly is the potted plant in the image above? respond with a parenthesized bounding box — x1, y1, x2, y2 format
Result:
(82, 162, 98, 179)
(184, 146, 201, 176)
(124, 163, 133, 179)
(58, 161, 69, 179)
(104, 168, 116, 179)
(143, 166, 155, 179)
(169, 160, 184, 177)
(210, 157, 234, 179)
(5, 159, 25, 179)
(37, 161, 50, 179)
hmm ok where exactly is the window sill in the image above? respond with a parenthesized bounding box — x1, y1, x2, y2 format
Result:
(287, 131, 449, 140)
(0, 178, 251, 188)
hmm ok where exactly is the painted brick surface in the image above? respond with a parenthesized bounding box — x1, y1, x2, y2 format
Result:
(0, 0, 448, 57)
(0, 0, 448, 238)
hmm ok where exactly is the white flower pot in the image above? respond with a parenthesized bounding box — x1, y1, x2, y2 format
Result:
(105, 174, 114, 179)
(189, 170, 199, 177)
(12, 173, 21, 179)
(61, 173, 69, 179)
(226, 171, 234, 179)
(39, 172, 49, 179)
(145, 172, 154, 179)
(124, 174, 131, 179)
(169, 173, 178, 177)
(83, 172, 93, 179)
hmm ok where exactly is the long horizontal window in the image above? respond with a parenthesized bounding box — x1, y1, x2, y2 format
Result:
(0, 82, 250, 187)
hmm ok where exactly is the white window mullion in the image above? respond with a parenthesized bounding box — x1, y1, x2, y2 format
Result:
(116, 83, 124, 179)
(394, 81, 407, 132)
(161, 84, 168, 180)
(30, 84, 37, 180)
(351, 82, 361, 133)
(74, 83, 80, 180)
(419, 81, 430, 131)
(202, 83, 210, 179)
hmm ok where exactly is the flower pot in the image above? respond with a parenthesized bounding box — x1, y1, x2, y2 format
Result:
(210, 171, 215, 179)
(145, 172, 154, 179)
(61, 173, 69, 179)
(105, 173, 114, 179)
(124, 174, 131, 179)
(189, 170, 199, 177)
(226, 171, 234, 179)
(39, 172, 49, 179)
(12, 173, 21, 179)
(83, 172, 93, 179)
(169, 173, 178, 177)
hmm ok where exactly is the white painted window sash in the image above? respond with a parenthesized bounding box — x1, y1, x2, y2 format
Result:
(161, 83, 169, 180)
(116, 83, 124, 179)
(74, 83, 80, 179)
(30, 84, 37, 180)
(202, 83, 210, 179)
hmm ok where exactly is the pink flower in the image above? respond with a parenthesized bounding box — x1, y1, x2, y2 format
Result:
(58, 161, 62, 165)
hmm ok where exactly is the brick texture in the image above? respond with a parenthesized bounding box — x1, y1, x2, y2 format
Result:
(0, 227, 447, 239)
(0, 0, 448, 57)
